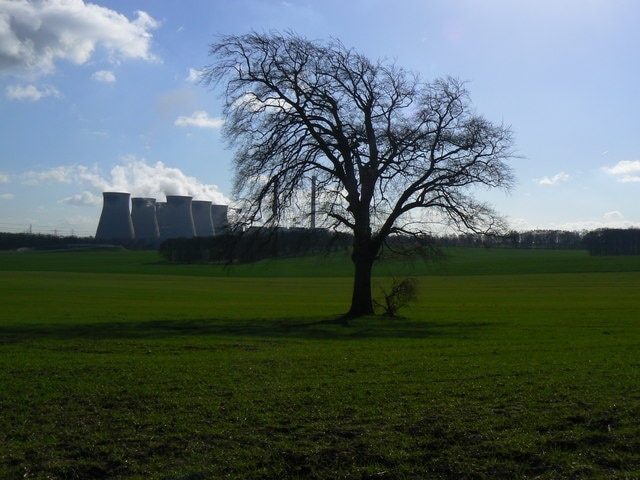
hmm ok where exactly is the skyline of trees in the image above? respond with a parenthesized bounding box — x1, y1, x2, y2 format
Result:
(3, 228, 640, 258)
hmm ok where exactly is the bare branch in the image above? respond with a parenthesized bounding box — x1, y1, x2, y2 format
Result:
(202, 31, 516, 316)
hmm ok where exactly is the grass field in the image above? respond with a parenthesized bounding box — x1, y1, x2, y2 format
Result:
(1, 248, 640, 479)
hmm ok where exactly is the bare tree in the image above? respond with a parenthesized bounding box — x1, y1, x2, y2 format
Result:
(203, 31, 515, 317)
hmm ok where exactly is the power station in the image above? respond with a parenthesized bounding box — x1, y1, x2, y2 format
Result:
(95, 192, 135, 241)
(192, 200, 215, 237)
(131, 197, 159, 240)
(95, 192, 228, 242)
(161, 195, 197, 239)
(210, 204, 229, 234)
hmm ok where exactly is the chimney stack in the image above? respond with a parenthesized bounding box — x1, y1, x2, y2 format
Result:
(192, 200, 215, 237)
(131, 197, 159, 240)
(160, 195, 196, 239)
(95, 192, 135, 241)
(211, 204, 229, 234)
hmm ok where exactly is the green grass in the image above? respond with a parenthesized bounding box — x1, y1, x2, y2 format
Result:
(4, 246, 640, 277)
(1, 249, 640, 478)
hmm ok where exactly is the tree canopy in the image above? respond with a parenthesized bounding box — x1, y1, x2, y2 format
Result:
(203, 31, 515, 316)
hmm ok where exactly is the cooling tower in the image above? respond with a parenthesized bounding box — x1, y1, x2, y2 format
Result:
(211, 204, 229, 234)
(95, 192, 135, 241)
(160, 195, 196, 239)
(192, 200, 215, 237)
(155, 201, 168, 239)
(131, 197, 159, 240)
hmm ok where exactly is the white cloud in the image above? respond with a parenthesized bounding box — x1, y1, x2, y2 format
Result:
(60, 190, 102, 206)
(536, 172, 570, 186)
(0, 0, 158, 77)
(174, 110, 224, 129)
(23, 158, 229, 205)
(0, 193, 14, 200)
(603, 160, 640, 182)
(603, 160, 640, 175)
(92, 70, 116, 83)
(5, 83, 61, 101)
(89, 130, 109, 138)
(232, 92, 292, 113)
(0, 172, 8, 183)
(186, 68, 202, 83)
(603, 210, 624, 221)
(539, 211, 639, 232)
(105, 157, 228, 203)
(23, 165, 81, 184)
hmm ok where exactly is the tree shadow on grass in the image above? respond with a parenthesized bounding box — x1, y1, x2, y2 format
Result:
(0, 316, 496, 344)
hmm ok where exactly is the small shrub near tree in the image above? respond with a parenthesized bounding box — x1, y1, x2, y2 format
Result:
(374, 277, 419, 317)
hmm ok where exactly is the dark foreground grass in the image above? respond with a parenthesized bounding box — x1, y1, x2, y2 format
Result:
(1, 253, 640, 478)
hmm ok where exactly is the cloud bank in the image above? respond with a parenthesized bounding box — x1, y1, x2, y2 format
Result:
(550, 210, 639, 232)
(22, 158, 229, 206)
(536, 172, 570, 186)
(92, 70, 116, 83)
(603, 160, 640, 183)
(186, 68, 202, 83)
(5, 83, 61, 101)
(0, 0, 158, 77)
(174, 111, 224, 129)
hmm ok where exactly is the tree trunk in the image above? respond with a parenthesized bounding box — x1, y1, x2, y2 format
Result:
(347, 243, 376, 317)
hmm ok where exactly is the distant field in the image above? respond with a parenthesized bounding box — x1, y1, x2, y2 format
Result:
(3, 246, 640, 277)
(1, 249, 639, 478)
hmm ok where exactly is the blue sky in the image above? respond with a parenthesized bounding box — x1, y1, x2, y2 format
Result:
(1, 0, 639, 236)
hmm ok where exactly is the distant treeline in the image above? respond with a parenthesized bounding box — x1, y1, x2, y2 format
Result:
(582, 229, 640, 256)
(439, 228, 640, 255)
(0, 232, 157, 251)
(159, 228, 353, 263)
(439, 229, 584, 249)
(0, 232, 93, 251)
(4, 228, 640, 258)
(159, 228, 640, 263)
